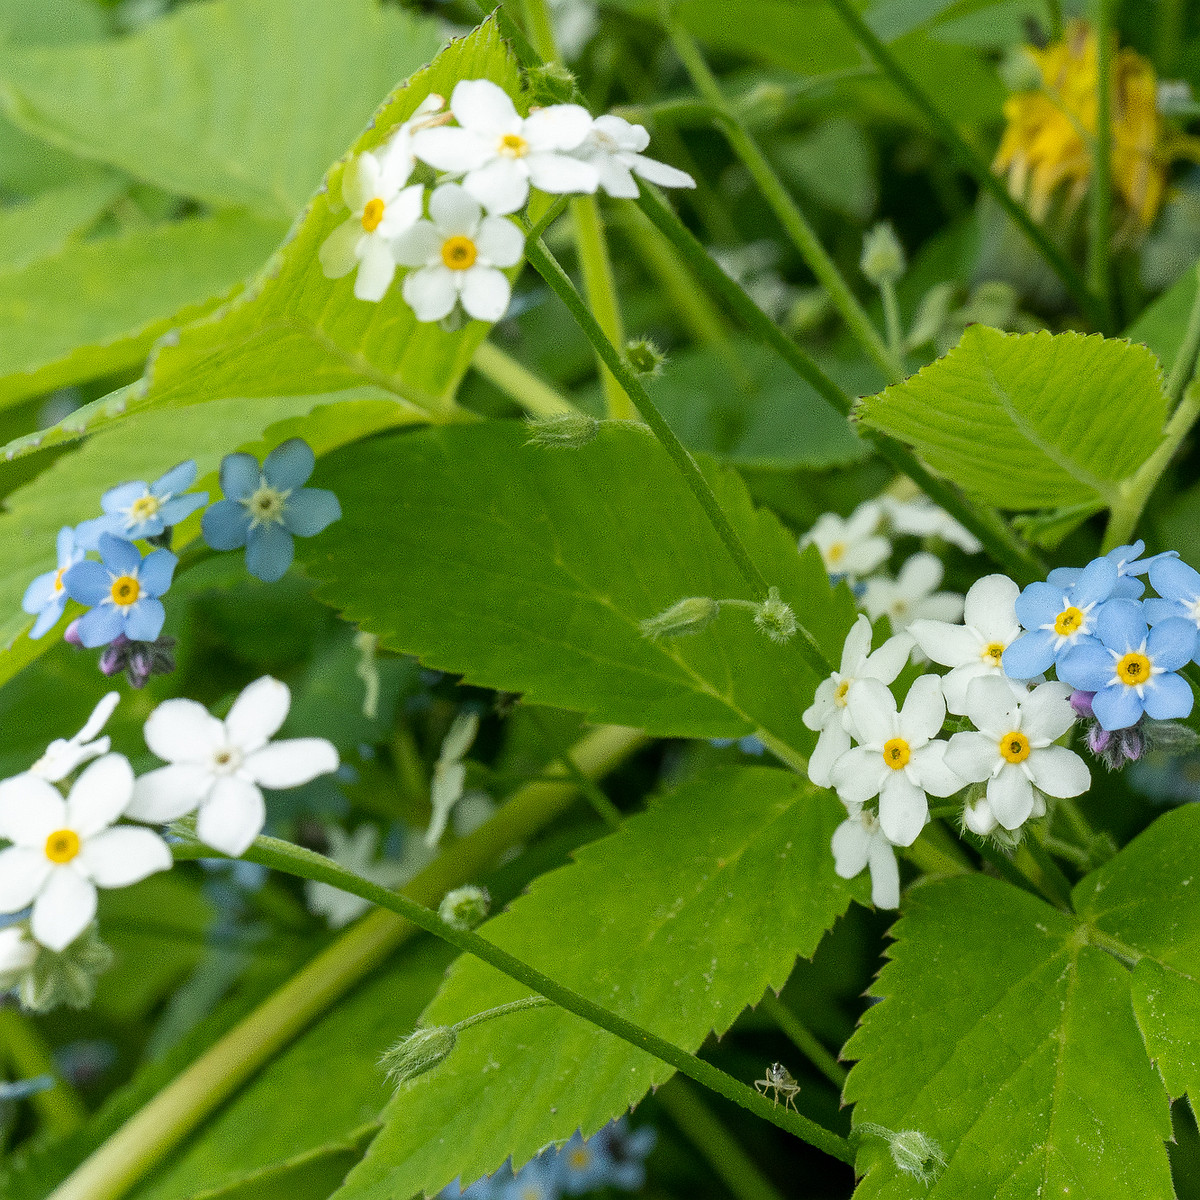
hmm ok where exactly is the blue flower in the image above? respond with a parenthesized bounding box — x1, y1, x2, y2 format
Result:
(1057, 598, 1196, 730)
(554, 1132, 614, 1195)
(202, 439, 341, 583)
(1046, 540, 1178, 601)
(1146, 557, 1200, 658)
(22, 526, 85, 639)
(501, 1157, 559, 1200)
(1002, 555, 1119, 679)
(79, 461, 207, 545)
(63, 534, 177, 648)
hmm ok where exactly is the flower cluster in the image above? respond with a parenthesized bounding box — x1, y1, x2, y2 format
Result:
(319, 80, 694, 324)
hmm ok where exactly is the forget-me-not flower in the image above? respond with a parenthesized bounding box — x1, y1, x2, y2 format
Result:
(1046, 540, 1176, 601)
(63, 534, 177, 648)
(22, 526, 86, 639)
(1146, 557, 1200, 659)
(201, 439, 341, 583)
(1056, 598, 1197, 730)
(79, 461, 207, 545)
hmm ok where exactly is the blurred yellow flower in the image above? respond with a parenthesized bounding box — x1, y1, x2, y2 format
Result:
(994, 20, 1200, 235)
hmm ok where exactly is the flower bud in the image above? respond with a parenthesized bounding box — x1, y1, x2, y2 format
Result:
(380, 1025, 457, 1087)
(439, 885, 491, 932)
(63, 619, 83, 648)
(1088, 721, 1145, 770)
(639, 596, 721, 641)
(625, 338, 667, 380)
(18, 925, 114, 1014)
(1070, 690, 1096, 719)
(860, 223, 905, 286)
(754, 588, 797, 644)
(525, 63, 579, 108)
(525, 412, 600, 449)
(889, 1129, 946, 1185)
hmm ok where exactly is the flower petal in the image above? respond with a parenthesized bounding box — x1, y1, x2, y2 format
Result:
(153, 460, 197, 497)
(962, 674, 1020, 737)
(29, 596, 67, 639)
(844, 678, 897, 749)
(1072, 555, 1119, 607)
(31, 868, 96, 952)
(245, 524, 295, 583)
(1027, 745, 1090, 798)
(410, 125, 490, 173)
(897, 674, 945, 746)
(220, 453, 261, 502)
(101, 480, 146, 515)
(987, 767, 1034, 829)
(145, 698, 226, 764)
(429, 182, 483, 236)
(593, 114, 646, 151)
(1092, 684, 1144, 731)
(122, 596, 165, 642)
(79, 826, 171, 887)
(75, 605, 125, 649)
(126, 763, 215, 823)
(460, 265, 512, 323)
(352, 237, 396, 301)
(944, 731, 997, 784)
(523, 104, 593, 152)
(1149, 556, 1200, 605)
(593, 155, 639, 198)
(138, 550, 177, 597)
(839, 615, 873, 673)
(282, 489, 341, 538)
(0, 775, 66, 845)
(1014, 581, 1063, 630)
(525, 151, 599, 196)
(263, 438, 314, 491)
(807, 722, 851, 789)
(226, 676, 291, 752)
(1020, 681, 1076, 743)
(941, 661, 993, 716)
(66, 753, 134, 836)
(1147, 617, 1198, 672)
(158, 492, 207, 527)
(23, 569, 60, 617)
(463, 159, 529, 216)
(391, 220, 441, 268)
(866, 836, 900, 909)
(196, 777, 266, 857)
(1055, 638, 1114, 693)
(0, 847, 51, 912)
(963, 574, 1020, 638)
(908, 619, 979, 669)
(830, 818, 870, 879)
(450, 79, 519, 136)
(64, 560, 113, 608)
(879, 771, 927, 847)
(98, 533, 141, 574)
(202, 499, 252, 551)
(475, 216, 524, 268)
(1142, 671, 1194, 721)
(403, 264, 458, 322)
(1096, 598, 1148, 653)
(628, 153, 695, 188)
(909, 740, 962, 797)
(242, 737, 339, 788)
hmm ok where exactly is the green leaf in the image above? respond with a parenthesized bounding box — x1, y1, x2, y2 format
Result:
(844, 873, 1173, 1198)
(855, 327, 1168, 509)
(299, 421, 857, 752)
(1125, 264, 1199, 378)
(0, 0, 443, 220)
(0, 211, 287, 410)
(0, 171, 124, 273)
(336, 766, 866, 1200)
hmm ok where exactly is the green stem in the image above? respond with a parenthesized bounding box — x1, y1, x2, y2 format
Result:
(1047, 0, 1063, 38)
(184, 834, 857, 1165)
(657, 1078, 791, 1200)
(824, 0, 1107, 332)
(0, 1006, 87, 1137)
(452, 995, 553, 1034)
(1087, 0, 1115, 328)
(49, 725, 646, 1200)
(1021, 833, 1076, 910)
(1056, 795, 1097, 846)
(966, 832, 1056, 901)
(758, 993, 847, 1090)
(472, 341, 577, 417)
(526, 710, 623, 829)
(902, 822, 972, 876)
(664, 19, 903, 384)
(880, 278, 903, 361)
(1157, 0, 1185, 75)
(1165, 263, 1200, 407)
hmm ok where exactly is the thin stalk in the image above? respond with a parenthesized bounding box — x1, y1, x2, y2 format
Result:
(472, 341, 577, 417)
(1043, 834, 1092, 870)
(1165, 263, 1200, 407)
(1021, 834, 1076, 911)
(49, 725, 645, 1200)
(0, 1006, 86, 1137)
(657, 1078, 791, 1200)
(758, 993, 847, 1090)
(1047, 0, 1064, 38)
(880, 278, 903, 361)
(526, 710, 623, 829)
(1087, 0, 1115, 328)
(902, 822, 972, 875)
(824, 0, 1107, 332)
(524, 233, 835, 676)
(1055, 795, 1098, 847)
(966, 832, 1055, 901)
(1157, 0, 1185, 75)
(664, 19, 903, 384)
(452, 995, 553, 1034)
(185, 834, 857, 1165)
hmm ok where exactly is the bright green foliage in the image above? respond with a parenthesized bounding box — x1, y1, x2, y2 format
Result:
(0, 171, 124, 273)
(1126, 265, 1199, 377)
(856, 327, 1168, 509)
(0, 212, 287, 410)
(299, 422, 857, 750)
(336, 766, 866, 1199)
(844, 874, 1174, 1199)
(0, 0, 443, 220)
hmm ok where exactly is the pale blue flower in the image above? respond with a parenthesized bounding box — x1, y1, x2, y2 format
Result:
(79, 461, 207, 545)
(1146, 558, 1200, 660)
(63, 534, 177, 648)
(22, 526, 85, 638)
(1046, 540, 1177, 601)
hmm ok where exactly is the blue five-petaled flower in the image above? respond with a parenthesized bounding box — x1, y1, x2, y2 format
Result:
(78, 460, 208, 545)
(1045, 539, 1176, 601)
(202, 439, 341, 583)
(1145, 557, 1200, 662)
(63, 534, 178, 648)
(22, 526, 86, 639)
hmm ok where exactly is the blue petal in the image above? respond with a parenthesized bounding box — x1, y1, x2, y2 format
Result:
(123, 597, 165, 641)
(220, 453, 261, 501)
(1142, 671, 1194, 721)
(98, 533, 142, 575)
(76, 605, 124, 648)
(1092, 684, 1144, 731)
(55, 525, 75, 564)
(1144, 597, 1187, 626)
(1139, 550, 1179, 576)
(125, 513, 165, 539)
(1015, 582, 1062, 631)
(158, 491, 207, 527)
(23, 569, 60, 616)
(202, 500, 252, 550)
(282, 487, 340, 537)
(1072, 556, 1119, 608)
(1046, 567, 1079, 588)
(153, 460, 197, 497)
(139, 550, 178, 597)
(29, 595, 67, 639)
(245, 524, 294, 582)
(64, 561, 112, 607)
(1150, 556, 1200, 605)
(1056, 637, 1113, 690)
(1112, 577, 1145, 600)
(1094, 597, 1147, 653)
(1002, 628, 1058, 678)
(1147, 617, 1198, 671)
(262, 438, 314, 491)
(1107, 540, 1144, 570)
(73, 517, 108, 551)
(101, 480, 147, 515)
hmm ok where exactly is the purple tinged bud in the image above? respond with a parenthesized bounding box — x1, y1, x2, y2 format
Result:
(1070, 690, 1096, 719)
(63, 619, 83, 648)
(1088, 725, 1113, 754)
(98, 635, 129, 676)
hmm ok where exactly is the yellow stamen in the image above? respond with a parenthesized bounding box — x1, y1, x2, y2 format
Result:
(1054, 606, 1084, 636)
(883, 737, 911, 770)
(826, 541, 847, 565)
(129, 494, 161, 523)
(52, 566, 67, 594)
(999, 730, 1031, 764)
(45, 829, 80, 864)
(441, 235, 478, 270)
(1116, 651, 1151, 686)
(361, 198, 385, 233)
(569, 1149, 590, 1169)
(110, 575, 140, 607)
(982, 641, 1007, 666)
(498, 132, 529, 158)
(834, 680, 851, 706)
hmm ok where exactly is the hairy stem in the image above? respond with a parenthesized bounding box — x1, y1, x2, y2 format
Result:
(1087, 0, 1115, 329)
(472, 341, 577, 417)
(758, 992, 847, 1090)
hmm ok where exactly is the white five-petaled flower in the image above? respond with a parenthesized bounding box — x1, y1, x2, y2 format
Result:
(945, 677, 1089, 832)
(829, 676, 962, 846)
(411, 79, 598, 215)
(27, 692, 120, 784)
(571, 114, 696, 198)
(126, 676, 339, 857)
(801, 502, 890, 579)
(0, 755, 171, 952)
(909, 574, 1031, 715)
(803, 615, 912, 788)
(861, 552, 965, 634)
(831, 802, 900, 909)
(393, 183, 524, 324)
(880, 495, 982, 554)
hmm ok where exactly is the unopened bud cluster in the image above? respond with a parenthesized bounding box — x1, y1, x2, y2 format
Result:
(380, 1025, 457, 1086)
(754, 588, 797, 644)
(860, 223, 906, 286)
(439, 885, 491, 931)
(625, 338, 667, 379)
(639, 596, 721, 641)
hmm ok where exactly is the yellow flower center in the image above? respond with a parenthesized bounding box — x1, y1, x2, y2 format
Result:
(361, 197, 385, 233)
(441, 235, 478, 270)
(498, 132, 529, 158)
(52, 566, 67, 594)
(1000, 730, 1031, 764)
(244, 484, 288, 528)
(569, 1149, 591, 1169)
(110, 575, 140, 606)
(826, 541, 847, 565)
(1054, 606, 1084, 636)
(883, 737, 911, 770)
(1117, 651, 1151, 686)
(45, 829, 80, 864)
(129, 494, 161, 522)
(834, 679, 851, 707)
(982, 641, 1007, 666)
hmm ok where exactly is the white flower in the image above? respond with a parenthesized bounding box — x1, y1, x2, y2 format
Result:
(126, 676, 339, 858)
(831, 803, 900, 909)
(862, 552, 965, 633)
(0, 755, 170, 951)
(909, 574, 1030, 715)
(0, 925, 36, 990)
(945, 677, 1089, 831)
(801, 502, 890, 579)
(572, 114, 696, 199)
(393, 183, 524, 324)
(27, 692, 120, 784)
(426, 711, 480, 847)
(411, 79, 598, 215)
(803, 615, 913, 787)
(305, 825, 413, 929)
(881, 496, 982, 554)
(829, 676, 962, 846)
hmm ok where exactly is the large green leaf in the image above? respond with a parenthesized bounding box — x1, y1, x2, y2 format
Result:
(855, 327, 1168, 509)
(0, 0, 442, 220)
(336, 766, 866, 1200)
(299, 421, 857, 751)
(0, 171, 124, 273)
(1126, 264, 1199, 378)
(844, 873, 1174, 1198)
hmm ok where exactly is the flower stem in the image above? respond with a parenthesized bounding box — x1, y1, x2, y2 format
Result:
(1087, 0, 1115, 329)
(472, 341, 576, 417)
(188, 833, 857, 1166)
(758, 992, 847, 1089)
(880, 278, 903, 361)
(452, 995, 553, 1034)
(47, 724, 645, 1200)
(1165, 262, 1200, 408)
(824, 0, 1108, 332)
(0, 1005, 86, 1137)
